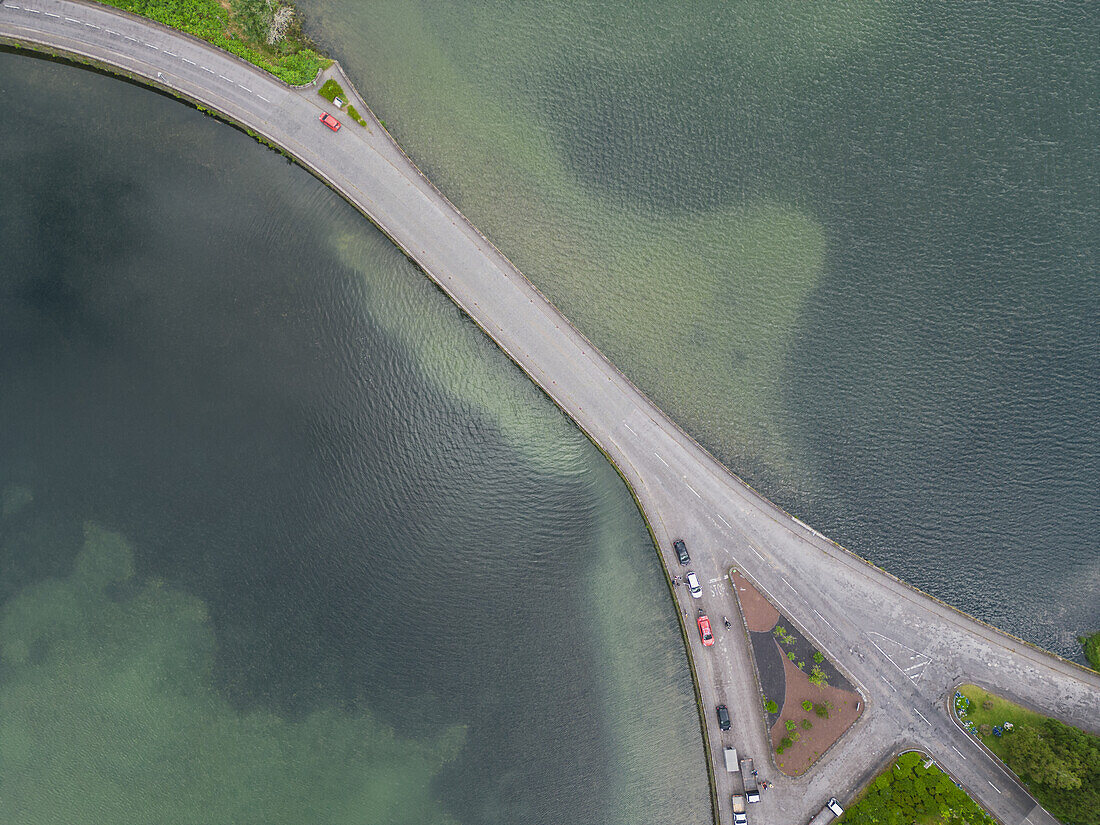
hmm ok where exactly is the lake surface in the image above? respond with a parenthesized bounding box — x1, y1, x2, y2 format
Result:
(294, 0, 1099, 657)
(0, 54, 708, 823)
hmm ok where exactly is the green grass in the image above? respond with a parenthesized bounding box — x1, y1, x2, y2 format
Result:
(346, 105, 367, 127)
(839, 752, 993, 825)
(957, 685, 1100, 825)
(318, 77, 344, 103)
(95, 0, 328, 85)
(1080, 631, 1100, 671)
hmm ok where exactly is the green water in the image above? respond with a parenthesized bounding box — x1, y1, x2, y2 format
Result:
(0, 54, 707, 823)
(296, 0, 1099, 655)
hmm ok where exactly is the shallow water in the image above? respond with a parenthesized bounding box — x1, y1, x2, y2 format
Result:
(0, 54, 707, 824)
(293, 0, 1100, 657)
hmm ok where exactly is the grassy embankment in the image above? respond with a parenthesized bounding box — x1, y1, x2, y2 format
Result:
(95, 0, 327, 85)
(838, 751, 993, 825)
(1079, 631, 1100, 671)
(955, 685, 1099, 825)
(318, 78, 367, 127)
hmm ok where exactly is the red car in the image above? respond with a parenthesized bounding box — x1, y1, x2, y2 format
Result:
(697, 614, 714, 646)
(319, 112, 341, 132)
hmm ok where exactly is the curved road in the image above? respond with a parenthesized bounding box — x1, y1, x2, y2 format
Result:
(3, 4, 1098, 823)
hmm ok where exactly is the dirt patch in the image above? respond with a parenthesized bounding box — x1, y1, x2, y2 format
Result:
(731, 569, 779, 632)
(770, 654, 862, 777)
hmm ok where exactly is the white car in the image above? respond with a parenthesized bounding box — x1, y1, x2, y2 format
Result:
(686, 571, 702, 598)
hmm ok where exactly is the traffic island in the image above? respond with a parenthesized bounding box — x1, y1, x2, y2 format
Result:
(730, 568, 862, 776)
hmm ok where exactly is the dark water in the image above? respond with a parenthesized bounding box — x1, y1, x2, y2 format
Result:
(0, 54, 706, 823)
(295, 0, 1100, 657)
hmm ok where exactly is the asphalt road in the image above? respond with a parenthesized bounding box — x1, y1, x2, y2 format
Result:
(3, 4, 1098, 824)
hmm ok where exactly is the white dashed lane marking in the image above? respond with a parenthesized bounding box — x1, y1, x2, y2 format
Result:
(686, 484, 701, 499)
(987, 781, 1001, 794)
(654, 452, 669, 467)
(105, 28, 120, 35)
(913, 709, 932, 726)
(181, 57, 194, 65)
(257, 94, 269, 102)
(238, 84, 251, 93)
(717, 514, 731, 528)
(879, 675, 897, 692)
(218, 75, 232, 82)
(164, 49, 177, 56)
(623, 422, 638, 437)
(951, 745, 967, 760)
(44, 10, 58, 16)
(201, 66, 214, 73)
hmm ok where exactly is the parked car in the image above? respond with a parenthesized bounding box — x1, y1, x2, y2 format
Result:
(717, 704, 731, 730)
(697, 614, 714, 646)
(674, 538, 690, 564)
(686, 571, 702, 597)
(319, 112, 341, 131)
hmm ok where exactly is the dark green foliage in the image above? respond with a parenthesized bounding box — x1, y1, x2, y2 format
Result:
(1002, 718, 1100, 824)
(778, 736, 792, 750)
(809, 664, 828, 687)
(96, 0, 328, 85)
(764, 699, 778, 714)
(802, 700, 813, 712)
(800, 719, 812, 730)
(1081, 631, 1100, 671)
(814, 702, 829, 718)
(842, 752, 994, 825)
(813, 651, 824, 663)
(787, 651, 797, 661)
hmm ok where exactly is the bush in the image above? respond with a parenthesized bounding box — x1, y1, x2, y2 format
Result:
(813, 651, 824, 663)
(788, 651, 797, 661)
(779, 736, 793, 749)
(802, 700, 813, 712)
(801, 719, 813, 730)
(318, 78, 344, 103)
(814, 703, 829, 718)
(764, 699, 778, 714)
(1080, 631, 1100, 671)
(785, 719, 797, 733)
(809, 664, 829, 687)
(346, 105, 368, 127)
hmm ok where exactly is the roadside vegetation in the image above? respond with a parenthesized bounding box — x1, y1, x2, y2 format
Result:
(1080, 631, 1100, 671)
(839, 752, 993, 825)
(317, 78, 368, 127)
(96, 0, 327, 85)
(956, 685, 1099, 825)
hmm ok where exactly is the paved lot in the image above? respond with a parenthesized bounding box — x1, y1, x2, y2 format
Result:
(3, 5, 1098, 823)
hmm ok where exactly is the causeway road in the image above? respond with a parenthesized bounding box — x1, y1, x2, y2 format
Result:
(3, 4, 1098, 824)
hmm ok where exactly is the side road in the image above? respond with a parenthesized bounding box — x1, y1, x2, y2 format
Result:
(2, 5, 1097, 824)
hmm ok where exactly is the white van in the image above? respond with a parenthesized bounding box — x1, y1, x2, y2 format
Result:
(686, 571, 702, 597)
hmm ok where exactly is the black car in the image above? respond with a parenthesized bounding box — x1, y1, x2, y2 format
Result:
(674, 539, 690, 565)
(717, 704, 731, 731)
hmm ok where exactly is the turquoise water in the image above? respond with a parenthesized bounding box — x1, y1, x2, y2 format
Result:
(294, 0, 1099, 657)
(0, 54, 707, 823)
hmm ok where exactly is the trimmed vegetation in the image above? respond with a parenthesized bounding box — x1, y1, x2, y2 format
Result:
(317, 79, 368, 127)
(1080, 631, 1100, 671)
(96, 0, 328, 85)
(840, 752, 994, 825)
(956, 686, 1099, 825)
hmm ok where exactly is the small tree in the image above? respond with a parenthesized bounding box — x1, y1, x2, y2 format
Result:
(801, 719, 813, 730)
(809, 664, 829, 688)
(786, 719, 797, 733)
(788, 651, 797, 661)
(814, 702, 830, 718)
(813, 651, 824, 664)
(765, 699, 778, 714)
(802, 700, 813, 712)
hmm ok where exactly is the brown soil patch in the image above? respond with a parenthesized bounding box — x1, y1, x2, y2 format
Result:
(769, 653, 862, 777)
(731, 569, 779, 632)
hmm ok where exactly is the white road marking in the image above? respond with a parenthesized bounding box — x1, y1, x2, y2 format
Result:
(623, 423, 638, 436)
(26, 7, 39, 11)
(124, 34, 137, 41)
(218, 75, 233, 82)
(105, 28, 119, 35)
(951, 745, 967, 760)
(182, 57, 194, 65)
(812, 608, 838, 634)
(905, 663, 925, 672)
(256, 94, 269, 102)
(686, 483, 701, 499)
(987, 781, 1000, 794)
(67, 17, 83, 22)
(7, 4, 23, 10)
(164, 50, 177, 56)
(85, 21, 99, 27)
(717, 514, 731, 528)
(238, 84, 252, 93)
(878, 675, 897, 692)
(145, 41, 158, 48)
(748, 545, 763, 561)
(44, 10, 59, 16)
(654, 452, 669, 467)
(201, 66, 214, 73)
(782, 578, 796, 593)
(913, 709, 932, 726)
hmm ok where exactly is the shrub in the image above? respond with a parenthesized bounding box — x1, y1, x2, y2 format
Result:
(798, 661, 805, 670)
(779, 736, 793, 749)
(802, 700, 813, 712)
(764, 699, 778, 714)
(801, 719, 813, 730)
(346, 106, 368, 127)
(776, 744, 785, 755)
(814, 703, 830, 718)
(318, 78, 345, 103)
(788, 651, 797, 661)
(809, 664, 829, 688)
(813, 651, 824, 663)
(785, 719, 797, 733)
